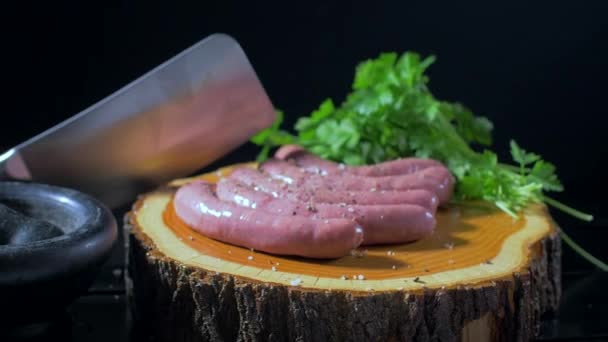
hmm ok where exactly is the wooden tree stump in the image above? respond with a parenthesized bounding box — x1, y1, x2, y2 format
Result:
(125, 164, 561, 342)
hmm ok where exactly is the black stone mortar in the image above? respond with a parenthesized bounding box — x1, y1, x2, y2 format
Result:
(0, 181, 117, 330)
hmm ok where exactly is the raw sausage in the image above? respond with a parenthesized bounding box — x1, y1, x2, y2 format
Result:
(275, 145, 444, 177)
(227, 168, 439, 210)
(216, 178, 436, 244)
(217, 176, 439, 213)
(260, 159, 454, 204)
(173, 180, 364, 258)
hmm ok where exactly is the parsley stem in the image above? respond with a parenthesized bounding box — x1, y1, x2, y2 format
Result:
(558, 228, 608, 271)
(542, 195, 594, 222)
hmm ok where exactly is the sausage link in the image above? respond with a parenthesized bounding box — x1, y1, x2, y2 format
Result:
(217, 178, 436, 245)
(260, 159, 454, 204)
(227, 168, 439, 210)
(275, 145, 444, 176)
(174, 180, 364, 258)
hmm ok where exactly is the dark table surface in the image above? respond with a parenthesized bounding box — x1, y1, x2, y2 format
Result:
(10, 203, 608, 342)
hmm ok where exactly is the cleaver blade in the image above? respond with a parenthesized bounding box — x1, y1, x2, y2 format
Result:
(0, 33, 276, 209)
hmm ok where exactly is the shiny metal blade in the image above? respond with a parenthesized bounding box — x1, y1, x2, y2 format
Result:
(0, 33, 275, 209)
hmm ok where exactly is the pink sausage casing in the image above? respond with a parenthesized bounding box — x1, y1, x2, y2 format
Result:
(173, 180, 364, 258)
(260, 159, 454, 204)
(226, 168, 439, 210)
(275, 145, 444, 177)
(313, 188, 439, 212)
(216, 178, 436, 245)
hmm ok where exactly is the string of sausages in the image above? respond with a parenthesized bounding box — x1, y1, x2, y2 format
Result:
(173, 145, 455, 259)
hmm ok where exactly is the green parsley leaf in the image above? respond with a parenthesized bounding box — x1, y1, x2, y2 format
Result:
(529, 160, 563, 192)
(249, 52, 589, 221)
(249, 50, 602, 270)
(510, 140, 540, 168)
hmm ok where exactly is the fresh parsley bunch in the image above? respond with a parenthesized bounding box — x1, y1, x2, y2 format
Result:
(252, 51, 604, 270)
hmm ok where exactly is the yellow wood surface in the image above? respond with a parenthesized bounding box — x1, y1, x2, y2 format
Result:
(133, 164, 554, 292)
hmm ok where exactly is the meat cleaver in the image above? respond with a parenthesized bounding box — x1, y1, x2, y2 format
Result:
(0, 34, 276, 209)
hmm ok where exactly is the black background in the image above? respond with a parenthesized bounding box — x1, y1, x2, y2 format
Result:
(3, 2, 608, 340)
(4, 1, 608, 268)
(0, 0, 608, 336)
(5, 0, 608, 203)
